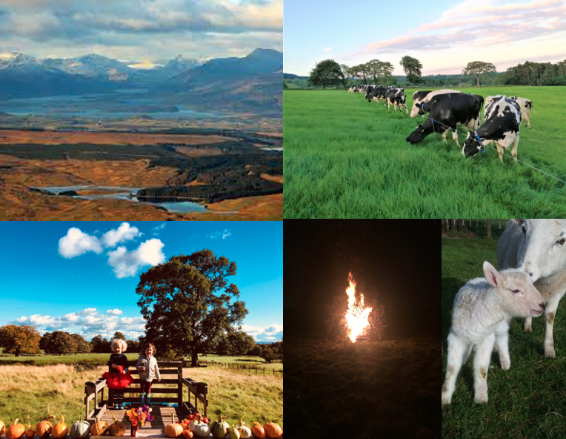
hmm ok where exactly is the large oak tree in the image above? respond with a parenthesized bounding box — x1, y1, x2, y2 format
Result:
(400, 56, 423, 86)
(462, 61, 496, 86)
(0, 325, 41, 356)
(308, 59, 344, 89)
(136, 249, 249, 366)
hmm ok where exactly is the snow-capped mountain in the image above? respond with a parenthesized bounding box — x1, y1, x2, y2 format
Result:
(160, 55, 201, 77)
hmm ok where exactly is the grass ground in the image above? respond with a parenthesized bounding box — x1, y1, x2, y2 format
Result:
(0, 363, 282, 429)
(286, 337, 440, 438)
(284, 87, 566, 218)
(442, 237, 566, 438)
(198, 354, 283, 370)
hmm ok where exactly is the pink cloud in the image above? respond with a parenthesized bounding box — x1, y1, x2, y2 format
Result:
(349, 0, 566, 57)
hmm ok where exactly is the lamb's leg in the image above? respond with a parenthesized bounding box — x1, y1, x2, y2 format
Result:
(495, 322, 511, 370)
(442, 333, 467, 405)
(524, 317, 532, 333)
(474, 334, 495, 403)
(544, 295, 563, 358)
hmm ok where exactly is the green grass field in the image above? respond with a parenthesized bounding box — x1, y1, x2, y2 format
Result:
(442, 237, 566, 438)
(284, 87, 566, 218)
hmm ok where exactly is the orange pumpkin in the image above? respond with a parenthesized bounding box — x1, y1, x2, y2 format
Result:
(6, 419, 26, 439)
(165, 415, 183, 438)
(263, 422, 282, 439)
(251, 423, 265, 439)
(108, 414, 125, 437)
(35, 416, 54, 439)
(52, 416, 68, 439)
(90, 417, 108, 437)
(181, 431, 193, 439)
(23, 419, 36, 439)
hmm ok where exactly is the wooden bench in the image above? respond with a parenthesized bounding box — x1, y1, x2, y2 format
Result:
(84, 360, 208, 428)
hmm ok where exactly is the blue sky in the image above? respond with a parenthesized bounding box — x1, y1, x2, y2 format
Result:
(0, 0, 282, 64)
(284, 0, 565, 76)
(0, 221, 282, 343)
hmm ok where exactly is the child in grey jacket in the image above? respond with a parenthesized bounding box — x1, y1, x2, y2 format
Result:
(136, 343, 161, 407)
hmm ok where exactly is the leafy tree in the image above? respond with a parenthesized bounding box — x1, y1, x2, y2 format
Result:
(260, 347, 277, 364)
(113, 332, 126, 341)
(308, 59, 344, 89)
(400, 56, 423, 86)
(136, 249, 249, 367)
(91, 335, 103, 353)
(0, 325, 41, 356)
(462, 61, 496, 86)
(40, 332, 52, 350)
(250, 344, 263, 357)
(100, 338, 111, 353)
(45, 331, 78, 355)
(71, 334, 92, 353)
(339, 64, 351, 88)
(126, 339, 140, 352)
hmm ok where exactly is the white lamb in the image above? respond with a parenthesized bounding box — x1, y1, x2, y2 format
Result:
(442, 261, 545, 404)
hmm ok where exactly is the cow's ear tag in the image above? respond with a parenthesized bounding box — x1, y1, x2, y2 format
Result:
(481, 150, 486, 154)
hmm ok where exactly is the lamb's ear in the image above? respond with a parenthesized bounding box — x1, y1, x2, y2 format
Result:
(511, 219, 524, 226)
(483, 261, 503, 287)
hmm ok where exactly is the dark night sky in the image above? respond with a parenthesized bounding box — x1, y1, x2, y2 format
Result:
(285, 220, 441, 337)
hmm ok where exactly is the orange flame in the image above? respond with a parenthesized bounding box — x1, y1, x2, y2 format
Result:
(345, 272, 372, 342)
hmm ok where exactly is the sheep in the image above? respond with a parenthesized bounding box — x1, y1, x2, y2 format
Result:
(497, 219, 566, 358)
(442, 261, 545, 404)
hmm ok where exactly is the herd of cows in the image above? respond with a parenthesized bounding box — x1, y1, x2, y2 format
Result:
(348, 85, 534, 162)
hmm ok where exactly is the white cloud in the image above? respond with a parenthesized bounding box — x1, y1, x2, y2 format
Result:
(151, 223, 166, 235)
(107, 239, 165, 278)
(77, 307, 99, 316)
(323, 47, 333, 52)
(106, 309, 123, 316)
(10, 308, 147, 340)
(242, 323, 283, 342)
(208, 229, 232, 240)
(58, 227, 103, 258)
(101, 222, 142, 248)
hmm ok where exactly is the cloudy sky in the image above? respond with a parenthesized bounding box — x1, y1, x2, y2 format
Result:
(285, 0, 565, 76)
(0, 0, 283, 65)
(0, 221, 282, 343)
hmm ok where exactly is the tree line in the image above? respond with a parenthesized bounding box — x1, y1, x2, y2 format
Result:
(288, 57, 566, 89)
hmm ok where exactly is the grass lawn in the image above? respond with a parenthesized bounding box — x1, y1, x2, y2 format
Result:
(284, 87, 566, 218)
(0, 352, 141, 365)
(198, 354, 283, 370)
(442, 237, 566, 438)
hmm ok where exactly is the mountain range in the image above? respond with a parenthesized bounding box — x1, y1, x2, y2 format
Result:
(0, 49, 283, 103)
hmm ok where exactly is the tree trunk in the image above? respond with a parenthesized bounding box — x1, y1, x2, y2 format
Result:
(191, 350, 199, 367)
(487, 219, 492, 240)
(476, 74, 480, 87)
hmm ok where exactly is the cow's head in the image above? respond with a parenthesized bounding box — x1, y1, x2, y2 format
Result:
(406, 124, 432, 144)
(416, 102, 428, 116)
(409, 101, 422, 118)
(512, 219, 566, 283)
(462, 131, 482, 157)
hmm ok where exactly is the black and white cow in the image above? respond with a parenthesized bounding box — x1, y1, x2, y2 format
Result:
(462, 95, 522, 162)
(510, 96, 533, 129)
(406, 93, 484, 145)
(410, 89, 461, 118)
(366, 86, 389, 103)
(386, 88, 408, 113)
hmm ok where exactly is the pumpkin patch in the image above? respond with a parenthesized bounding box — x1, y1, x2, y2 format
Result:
(263, 422, 282, 438)
(108, 415, 126, 437)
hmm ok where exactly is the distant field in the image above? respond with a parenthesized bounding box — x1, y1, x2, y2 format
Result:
(198, 354, 283, 370)
(0, 352, 139, 365)
(284, 87, 566, 218)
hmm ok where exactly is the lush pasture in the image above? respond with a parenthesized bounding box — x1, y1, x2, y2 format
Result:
(284, 87, 566, 218)
(442, 237, 566, 438)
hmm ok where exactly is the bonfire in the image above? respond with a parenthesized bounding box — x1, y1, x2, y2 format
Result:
(344, 272, 372, 342)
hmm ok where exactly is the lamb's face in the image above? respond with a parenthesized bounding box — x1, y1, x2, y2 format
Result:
(497, 270, 545, 318)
